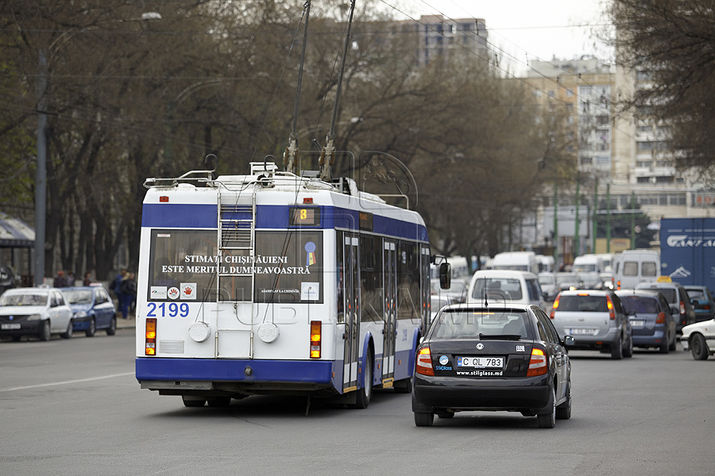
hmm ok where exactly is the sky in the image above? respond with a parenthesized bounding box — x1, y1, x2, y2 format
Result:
(390, 0, 614, 75)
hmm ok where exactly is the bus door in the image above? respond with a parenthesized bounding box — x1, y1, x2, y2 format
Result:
(342, 234, 360, 393)
(383, 240, 397, 384)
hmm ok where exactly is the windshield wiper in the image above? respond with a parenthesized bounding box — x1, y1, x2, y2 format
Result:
(479, 333, 522, 340)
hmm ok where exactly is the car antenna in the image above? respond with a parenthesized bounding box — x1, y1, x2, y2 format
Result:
(283, 0, 311, 175)
(319, 0, 356, 182)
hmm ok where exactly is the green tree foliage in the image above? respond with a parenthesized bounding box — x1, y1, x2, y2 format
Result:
(610, 0, 715, 170)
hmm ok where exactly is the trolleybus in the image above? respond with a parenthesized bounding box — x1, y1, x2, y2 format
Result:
(135, 162, 435, 408)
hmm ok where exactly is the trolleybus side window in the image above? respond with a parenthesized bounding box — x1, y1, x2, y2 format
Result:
(398, 241, 420, 321)
(337, 233, 345, 323)
(359, 234, 383, 323)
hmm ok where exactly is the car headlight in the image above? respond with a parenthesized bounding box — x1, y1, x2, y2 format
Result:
(74, 311, 88, 318)
(27, 314, 43, 321)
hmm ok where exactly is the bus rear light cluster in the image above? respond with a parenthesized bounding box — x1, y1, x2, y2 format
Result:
(415, 347, 434, 376)
(145, 318, 157, 356)
(526, 347, 548, 377)
(310, 320, 321, 359)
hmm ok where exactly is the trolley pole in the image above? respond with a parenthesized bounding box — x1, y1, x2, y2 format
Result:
(553, 182, 558, 266)
(574, 176, 580, 257)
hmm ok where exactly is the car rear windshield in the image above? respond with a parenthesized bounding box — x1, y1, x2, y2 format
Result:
(63, 289, 93, 305)
(640, 288, 676, 302)
(620, 296, 658, 314)
(685, 288, 705, 298)
(430, 310, 533, 340)
(557, 295, 608, 312)
(0, 293, 48, 306)
(471, 278, 523, 301)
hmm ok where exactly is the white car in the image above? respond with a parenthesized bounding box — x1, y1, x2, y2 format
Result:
(466, 269, 546, 310)
(0, 287, 73, 341)
(680, 318, 715, 360)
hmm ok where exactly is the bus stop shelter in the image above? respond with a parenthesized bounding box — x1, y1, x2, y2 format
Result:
(0, 212, 34, 287)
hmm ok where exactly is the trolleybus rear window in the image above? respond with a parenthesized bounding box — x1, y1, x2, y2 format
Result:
(147, 229, 323, 303)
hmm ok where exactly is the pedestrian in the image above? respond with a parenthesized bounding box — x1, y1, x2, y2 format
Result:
(110, 268, 127, 314)
(82, 271, 92, 286)
(66, 271, 76, 287)
(119, 271, 136, 319)
(53, 270, 67, 288)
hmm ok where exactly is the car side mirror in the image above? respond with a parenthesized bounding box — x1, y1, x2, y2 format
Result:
(439, 262, 451, 290)
(562, 335, 575, 347)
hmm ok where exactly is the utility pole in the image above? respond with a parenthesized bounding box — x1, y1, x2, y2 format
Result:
(606, 182, 611, 253)
(553, 182, 558, 266)
(630, 191, 636, 250)
(592, 177, 598, 253)
(574, 175, 580, 257)
(34, 50, 47, 286)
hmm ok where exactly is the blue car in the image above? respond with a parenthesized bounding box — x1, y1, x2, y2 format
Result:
(617, 290, 676, 353)
(62, 286, 117, 337)
(683, 286, 715, 323)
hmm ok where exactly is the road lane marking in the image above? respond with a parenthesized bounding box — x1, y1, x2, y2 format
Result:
(0, 372, 134, 393)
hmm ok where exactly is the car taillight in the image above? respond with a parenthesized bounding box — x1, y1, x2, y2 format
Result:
(145, 318, 157, 356)
(550, 295, 560, 319)
(310, 320, 321, 358)
(416, 347, 434, 376)
(704, 305, 711, 310)
(527, 347, 548, 377)
(679, 301, 686, 316)
(606, 296, 615, 320)
(656, 312, 666, 324)
(617, 280, 621, 290)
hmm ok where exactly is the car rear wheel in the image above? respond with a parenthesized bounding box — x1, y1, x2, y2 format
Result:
(106, 316, 116, 336)
(414, 412, 434, 427)
(659, 334, 669, 353)
(182, 396, 206, 407)
(39, 320, 51, 341)
(624, 335, 633, 358)
(537, 386, 556, 428)
(60, 319, 73, 339)
(690, 334, 710, 360)
(556, 381, 572, 420)
(610, 335, 623, 360)
(85, 318, 96, 337)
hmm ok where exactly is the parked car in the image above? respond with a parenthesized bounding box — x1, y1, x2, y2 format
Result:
(0, 287, 73, 341)
(683, 285, 715, 323)
(62, 286, 117, 337)
(412, 303, 573, 428)
(680, 318, 715, 360)
(616, 290, 677, 353)
(0, 265, 18, 296)
(549, 289, 633, 359)
(636, 280, 696, 333)
(466, 269, 545, 310)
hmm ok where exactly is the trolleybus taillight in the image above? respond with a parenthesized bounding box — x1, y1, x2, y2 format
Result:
(145, 318, 157, 356)
(310, 320, 321, 358)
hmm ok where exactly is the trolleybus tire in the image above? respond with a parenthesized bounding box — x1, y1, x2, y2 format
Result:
(182, 396, 206, 407)
(354, 353, 373, 409)
(206, 397, 231, 408)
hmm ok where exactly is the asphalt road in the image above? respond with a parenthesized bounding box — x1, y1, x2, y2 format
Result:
(1, 331, 714, 475)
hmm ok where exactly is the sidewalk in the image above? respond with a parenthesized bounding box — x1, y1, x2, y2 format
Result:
(117, 314, 136, 329)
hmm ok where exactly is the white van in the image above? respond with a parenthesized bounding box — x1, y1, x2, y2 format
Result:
(536, 254, 555, 273)
(612, 249, 660, 290)
(491, 251, 538, 274)
(466, 269, 545, 309)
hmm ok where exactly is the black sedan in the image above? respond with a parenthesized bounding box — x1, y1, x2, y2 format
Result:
(412, 303, 573, 428)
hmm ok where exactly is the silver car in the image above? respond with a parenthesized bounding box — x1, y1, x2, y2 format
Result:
(549, 289, 633, 360)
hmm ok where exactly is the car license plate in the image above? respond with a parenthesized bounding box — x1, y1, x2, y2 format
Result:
(457, 356, 503, 368)
(1, 323, 21, 330)
(630, 320, 645, 328)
